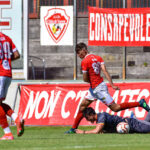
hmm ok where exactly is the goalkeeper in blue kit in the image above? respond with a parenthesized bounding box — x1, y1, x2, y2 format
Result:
(75, 107, 150, 134)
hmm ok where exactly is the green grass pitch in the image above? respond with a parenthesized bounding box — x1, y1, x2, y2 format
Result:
(0, 126, 150, 150)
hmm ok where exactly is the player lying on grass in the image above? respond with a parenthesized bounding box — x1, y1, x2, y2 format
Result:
(66, 42, 150, 133)
(75, 107, 150, 134)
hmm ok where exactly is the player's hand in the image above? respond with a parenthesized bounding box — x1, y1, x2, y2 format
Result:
(75, 129, 84, 134)
(111, 85, 120, 90)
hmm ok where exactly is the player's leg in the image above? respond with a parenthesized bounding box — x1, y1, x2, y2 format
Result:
(0, 77, 14, 140)
(0, 105, 14, 140)
(130, 118, 150, 133)
(109, 99, 150, 112)
(92, 82, 150, 112)
(72, 98, 93, 128)
(1, 103, 25, 136)
(144, 111, 150, 122)
(0, 77, 24, 137)
(65, 98, 93, 133)
(109, 102, 141, 112)
(65, 90, 95, 134)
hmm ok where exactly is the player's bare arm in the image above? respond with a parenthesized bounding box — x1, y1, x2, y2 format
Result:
(11, 50, 20, 61)
(101, 64, 119, 90)
(83, 72, 90, 83)
(75, 123, 104, 134)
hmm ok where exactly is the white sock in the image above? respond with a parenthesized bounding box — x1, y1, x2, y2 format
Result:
(3, 127, 11, 134)
(11, 113, 17, 122)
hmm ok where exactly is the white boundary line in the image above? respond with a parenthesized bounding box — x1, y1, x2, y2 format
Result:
(49, 143, 150, 149)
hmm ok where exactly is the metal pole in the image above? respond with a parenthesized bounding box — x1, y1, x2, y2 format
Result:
(23, 0, 29, 80)
(122, 0, 126, 80)
(12, 85, 20, 111)
(73, 0, 77, 80)
(11, 85, 19, 125)
(43, 59, 46, 80)
(101, 0, 103, 8)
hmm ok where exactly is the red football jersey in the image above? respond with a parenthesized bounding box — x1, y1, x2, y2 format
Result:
(81, 54, 104, 88)
(0, 32, 17, 77)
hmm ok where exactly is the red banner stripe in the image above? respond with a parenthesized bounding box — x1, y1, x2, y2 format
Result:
(0, 1, 10, 5)
(0, 22, 9, 26)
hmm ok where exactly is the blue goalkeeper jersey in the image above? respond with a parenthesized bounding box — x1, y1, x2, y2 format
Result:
(97, 112, 125, 133)
(97, 112, 150, 133)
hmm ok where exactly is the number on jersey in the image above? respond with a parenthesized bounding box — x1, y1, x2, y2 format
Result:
(92, 62, 101, 74)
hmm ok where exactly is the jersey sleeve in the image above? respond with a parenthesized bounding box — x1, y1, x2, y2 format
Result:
(97, 113, 106, 124)
(98, 56, 104, 65)
(12, 42, 17, 53)
(8, 36, 17, 53)
(11, 41, 17, 53)
(81, 60, 88, 73)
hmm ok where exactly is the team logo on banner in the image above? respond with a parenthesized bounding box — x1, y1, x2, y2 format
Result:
(44, 8, 70, 43)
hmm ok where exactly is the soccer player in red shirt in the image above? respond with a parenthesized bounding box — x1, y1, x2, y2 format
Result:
(66, 42, 150, 134)
(0, 32, 24, 140)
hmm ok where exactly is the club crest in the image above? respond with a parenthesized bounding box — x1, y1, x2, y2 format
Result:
(44, 8, 70, 43)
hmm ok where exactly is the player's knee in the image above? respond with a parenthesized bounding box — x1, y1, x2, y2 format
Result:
(79, 105, 87, 112)
(79, 99, 92, 112)
(111, 107, 120, 112)
(109, 103, 120, 112)
(79, 102, 89, 112)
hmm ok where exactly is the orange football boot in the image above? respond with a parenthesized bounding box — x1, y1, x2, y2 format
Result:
(0, 133, 14, 140)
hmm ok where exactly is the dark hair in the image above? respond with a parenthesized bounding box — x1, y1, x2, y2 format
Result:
(76, 42, 87, 53)
(83, 107, 96, 119)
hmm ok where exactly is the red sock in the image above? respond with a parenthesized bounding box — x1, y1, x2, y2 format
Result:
(0, 106, 9, 129)
(72, 110, 83, 129)
(1, 103, 14, 117)
(120, 102, 140, 110)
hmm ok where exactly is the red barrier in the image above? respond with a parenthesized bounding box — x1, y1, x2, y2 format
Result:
(18, 83, 150, 125)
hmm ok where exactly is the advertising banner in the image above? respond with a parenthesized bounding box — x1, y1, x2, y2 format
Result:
(41, 6, 73, 45)
(88, 7, 150, 46)
(18, 83, 150, 125)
